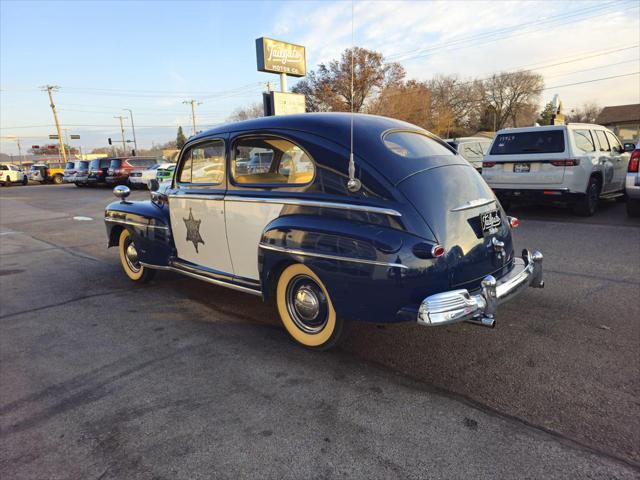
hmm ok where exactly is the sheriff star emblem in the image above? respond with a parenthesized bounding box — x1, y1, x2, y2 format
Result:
(183, 208, 205, 253)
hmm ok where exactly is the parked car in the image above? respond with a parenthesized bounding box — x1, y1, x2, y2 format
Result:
(445, 137, 492, 171)
(482, 124, 633, 215)
(156, 164, 176, 183)
(72, 160, 90, 187)
(129, 162, 176, 188)
(625, 146, 640, 217)
(105, 157, 158, 186)
(29, 163, 65, 184)
(104, 113, 545, 350)
(87, 158, 111, 186)
(63, 160, 89, 185)
(0, 164, 28, 186)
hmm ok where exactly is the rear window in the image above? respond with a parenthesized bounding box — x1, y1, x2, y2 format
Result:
(490, 130, 565, 155)
(128, 159, 156, 168)
(383, 131, 454, 158)
(65, 162, 75, 169)
(109, 159, 122, 169)
(77, 161, 89, 169)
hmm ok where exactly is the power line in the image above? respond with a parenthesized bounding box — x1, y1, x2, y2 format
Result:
(386, 1, 635, 63)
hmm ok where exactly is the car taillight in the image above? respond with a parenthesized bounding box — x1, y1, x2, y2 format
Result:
(629, 151, 639, 172)
(550, 159, 580, 167)
(508, 216, 520, 228)
(482, 161, 496, 168)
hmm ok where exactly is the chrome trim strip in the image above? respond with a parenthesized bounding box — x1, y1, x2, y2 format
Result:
(225, 196, 402, 217)
(140, 261, 262, 295)
(104, 217, 170, 230)
(450, 197, 496, 212)
(168, 194, 224, 201)
(139, 262, 172, 271)
(172, 262, 262, 296)
(259, 243, 408, 269)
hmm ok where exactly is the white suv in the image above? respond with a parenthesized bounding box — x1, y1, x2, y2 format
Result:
(0, 164, 28, 186)
(482, 124, 633, 216)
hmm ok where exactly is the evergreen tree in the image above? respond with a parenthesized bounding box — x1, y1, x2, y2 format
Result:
(176, 126, 187, 149)
(537, 102, 555, 125)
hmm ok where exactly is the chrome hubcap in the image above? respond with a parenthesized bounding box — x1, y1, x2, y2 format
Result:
(286, 275, 328, 334)
(124, 239, 141, 272)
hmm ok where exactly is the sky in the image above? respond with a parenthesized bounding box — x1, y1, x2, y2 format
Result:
(1, 0, 639, 155)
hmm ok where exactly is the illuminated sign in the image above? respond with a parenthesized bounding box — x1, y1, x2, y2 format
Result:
(256, 37, 306, 77)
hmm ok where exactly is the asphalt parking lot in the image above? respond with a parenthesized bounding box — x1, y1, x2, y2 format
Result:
(1, 184, 639, 479)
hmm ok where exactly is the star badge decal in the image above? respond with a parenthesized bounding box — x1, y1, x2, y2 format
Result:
(183, 208, 205, 253)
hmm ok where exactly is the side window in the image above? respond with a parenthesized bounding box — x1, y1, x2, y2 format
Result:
(178, 140, 225, 185)
(232, 137, 315, 185)
(573, 129, 595, 153)
(461, 143, 483, 161)
(0, 165, 7, 171)
(605, 131, 622, 153)
(594, 130, 610, 152)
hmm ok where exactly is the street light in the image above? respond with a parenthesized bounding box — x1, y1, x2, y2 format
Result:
(123, 108, 138, 155)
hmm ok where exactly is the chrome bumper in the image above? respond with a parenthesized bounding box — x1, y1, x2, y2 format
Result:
(418, 250, 544, 328)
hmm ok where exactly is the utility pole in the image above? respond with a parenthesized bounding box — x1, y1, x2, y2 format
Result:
(41, 85, 67, 163)
(183, 99, 201, 136)
(1, 136, 24, 167)
(123, 109, 138, 155)
(114, 116, 127, 156)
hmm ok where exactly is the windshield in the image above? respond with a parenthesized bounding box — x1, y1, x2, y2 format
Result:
(490, 130, 565, 155)
(383, 131, 454, 158)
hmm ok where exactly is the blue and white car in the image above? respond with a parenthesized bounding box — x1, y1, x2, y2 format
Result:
(104, 114, 545, 349)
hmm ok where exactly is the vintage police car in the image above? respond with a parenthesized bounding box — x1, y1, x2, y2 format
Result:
(104, 113, 544, 349)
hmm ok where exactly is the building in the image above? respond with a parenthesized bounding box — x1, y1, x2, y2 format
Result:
(596, 104, 640, 142)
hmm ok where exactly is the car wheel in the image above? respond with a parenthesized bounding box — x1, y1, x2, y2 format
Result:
(573, 176, 600, 216)
(118, 229, 156, 283)
(4, 176, 11, 187)
(627, 199, 640, 217)
(53, 174, 63, 184)
(276, 263, 346, 350)
(22, 176, 28, 185)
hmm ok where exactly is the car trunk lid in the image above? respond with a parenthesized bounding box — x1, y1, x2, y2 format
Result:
(398, 164, 513, 289)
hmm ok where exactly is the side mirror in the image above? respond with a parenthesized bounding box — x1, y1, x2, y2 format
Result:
(148, 178, 159, 191)
(113, 185, 130, 203)
(623, 143, 636, 153)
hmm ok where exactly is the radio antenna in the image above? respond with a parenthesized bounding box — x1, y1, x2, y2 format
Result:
(347, 0, 361, 193)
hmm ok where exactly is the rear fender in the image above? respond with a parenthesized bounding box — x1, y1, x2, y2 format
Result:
(259, 214, 448, 323)
(105, 200, 174, 267)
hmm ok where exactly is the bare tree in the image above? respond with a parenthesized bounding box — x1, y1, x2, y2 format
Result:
(368, 80, 431, 128)
(482, 71, 544, 130)
(292, 47, 405, 113)
(227, 103, 264, 122)
(566, 102, 601, 123)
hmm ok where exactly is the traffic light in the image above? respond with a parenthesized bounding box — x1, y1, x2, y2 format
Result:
(108, 138, 112, 145)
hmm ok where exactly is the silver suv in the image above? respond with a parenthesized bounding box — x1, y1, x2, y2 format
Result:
(482, 124, 633, 216)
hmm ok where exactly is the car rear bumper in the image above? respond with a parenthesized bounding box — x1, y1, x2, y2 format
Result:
(63, 175, 76, 183)
(128, 176, 146, 184)
(416, 249, 544, 328)
(493, 188, 580, 202)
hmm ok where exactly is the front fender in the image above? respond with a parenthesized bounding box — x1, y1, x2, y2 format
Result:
(258, 214, 448, 323)
(104, 200, 174, 267)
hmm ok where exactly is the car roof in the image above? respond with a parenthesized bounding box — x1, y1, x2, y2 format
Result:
(496, 124, 608, 135)
(191, 112, 425, 149)
(189, 113, 463, 184)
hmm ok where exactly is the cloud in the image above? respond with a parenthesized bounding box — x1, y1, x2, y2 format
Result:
(271, 0, 640, 107)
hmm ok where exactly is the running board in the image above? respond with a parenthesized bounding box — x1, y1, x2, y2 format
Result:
(140, 261, 262, 296)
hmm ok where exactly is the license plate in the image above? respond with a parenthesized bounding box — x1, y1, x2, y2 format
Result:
(513, 163, 530, 173)
(480, 209, 501, 233)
